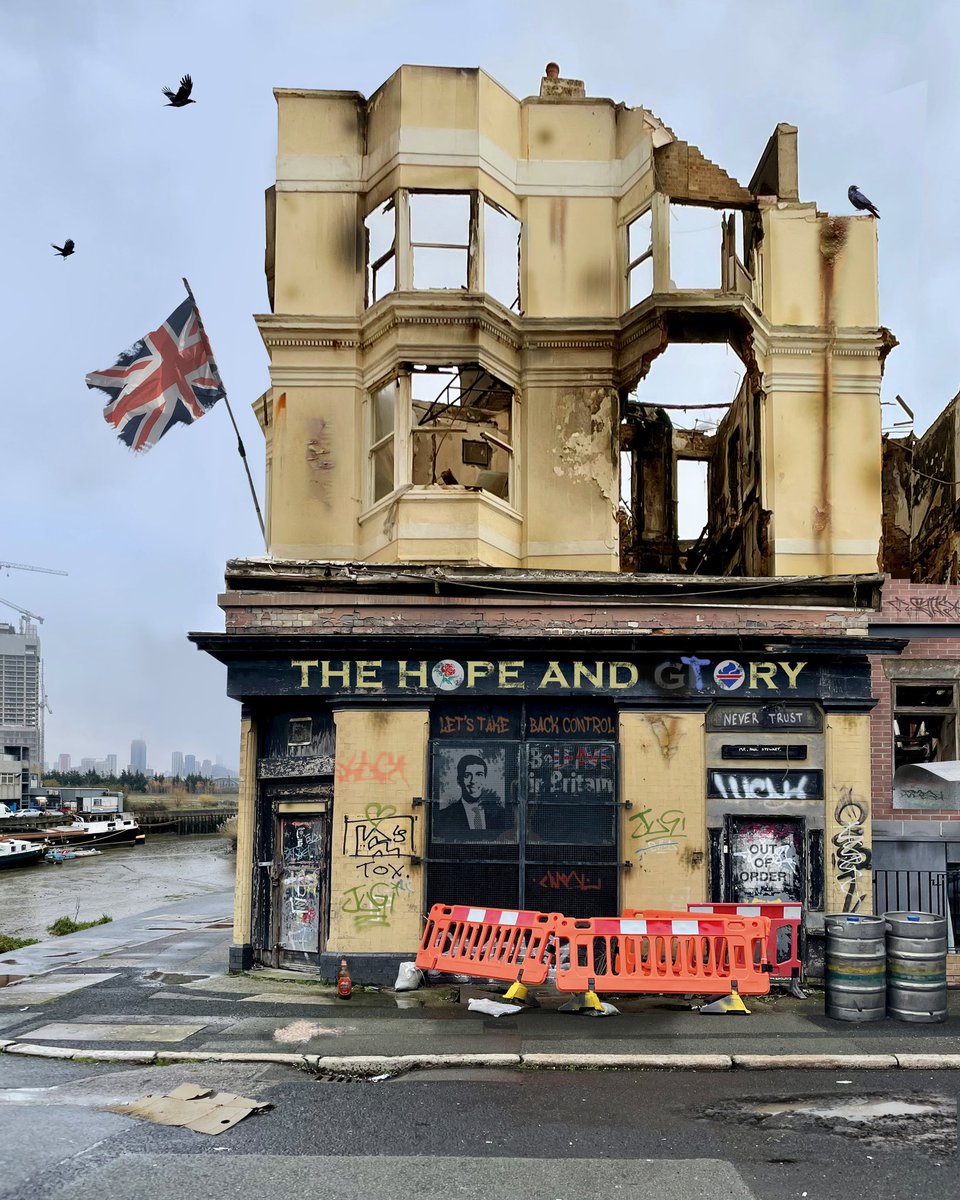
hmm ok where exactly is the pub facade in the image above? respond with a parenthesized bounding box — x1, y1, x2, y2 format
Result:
(196, 65, 896, 980)
(194, 569, 900, 980)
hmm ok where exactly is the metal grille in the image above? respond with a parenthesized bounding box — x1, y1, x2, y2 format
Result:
(425, 733, 619, 916)
(873, 868, 956, 951)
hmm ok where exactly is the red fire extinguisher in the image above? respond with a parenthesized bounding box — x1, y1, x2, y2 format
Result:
(337, 956, 353, 999)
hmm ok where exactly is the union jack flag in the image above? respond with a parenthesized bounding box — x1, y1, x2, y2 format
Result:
(85, 297, 225, 452)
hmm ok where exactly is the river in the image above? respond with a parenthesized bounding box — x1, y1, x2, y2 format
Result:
(0, 834, 236, 941)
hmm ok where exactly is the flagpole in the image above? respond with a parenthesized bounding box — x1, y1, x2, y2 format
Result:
(182, 278, 267, 547)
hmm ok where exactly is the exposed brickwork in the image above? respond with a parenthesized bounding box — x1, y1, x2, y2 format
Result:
(654, 140, 754, 208)
(221, 593, 873, 640)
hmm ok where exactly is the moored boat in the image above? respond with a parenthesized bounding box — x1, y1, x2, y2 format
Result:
(0, 837, 46, 869)
(13, 815, 145, 848)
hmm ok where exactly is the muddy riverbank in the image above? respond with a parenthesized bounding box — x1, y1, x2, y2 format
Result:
(0, 834, 235, 941)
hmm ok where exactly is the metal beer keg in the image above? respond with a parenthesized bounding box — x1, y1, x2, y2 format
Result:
(824, 913, 886, 1022)
(885, 911, 948, 1024)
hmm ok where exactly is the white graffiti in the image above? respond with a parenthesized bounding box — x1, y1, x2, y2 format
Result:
(732, 836, 799, 900)
(710, 771, 810, 800)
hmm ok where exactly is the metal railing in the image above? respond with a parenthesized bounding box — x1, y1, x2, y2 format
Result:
(872, 869, 958, 951)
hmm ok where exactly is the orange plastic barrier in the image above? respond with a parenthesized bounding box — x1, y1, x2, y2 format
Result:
(555, 911, 771, 996)
(416, 904, 558, 985)
(686, 903, 803, 982)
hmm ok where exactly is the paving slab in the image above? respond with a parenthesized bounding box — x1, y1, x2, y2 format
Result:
(45, 1154, 760, 1200)
(21, 1022, 206, 1043)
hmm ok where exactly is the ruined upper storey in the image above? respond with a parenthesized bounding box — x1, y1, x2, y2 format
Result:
(256, 65, 889, 577)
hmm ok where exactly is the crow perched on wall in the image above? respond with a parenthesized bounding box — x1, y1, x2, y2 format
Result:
(52, 239, 75, 258)
(848, 185, 880, 219)
(162, 74, 195, 107)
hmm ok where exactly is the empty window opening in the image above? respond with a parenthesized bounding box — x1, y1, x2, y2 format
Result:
(677, 458, 709, 541)
(632, 343, 740, 433)
(411, 365, 513, 501)
(365, 190, 522, 309)
(894, 684, 958, 770)
(668, 204, 730, 291)
(365, 199, 396, 304)
(484, 201, 521, 311)
(410, 192, 470, 289)
(626, 209, 653, 307)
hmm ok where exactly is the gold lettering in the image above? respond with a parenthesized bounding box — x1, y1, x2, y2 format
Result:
(320, 661, 351, 688)
(608, 661, 639, 689)
(539, 661, 571, 689)
(355, 661, 383, 689)
(291, 659, 319, 688)
(573, 661, 603, 689)
(779, 661, 806, 689)
(749, 662, 778, 689)
(499, 661, 525, 689)
(398, 660, 428, 688)
(466, 661, 495, 688)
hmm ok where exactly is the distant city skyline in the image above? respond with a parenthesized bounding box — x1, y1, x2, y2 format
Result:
(51, 741, 236, 777)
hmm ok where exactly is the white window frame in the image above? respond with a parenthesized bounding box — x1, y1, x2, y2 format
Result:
(364, 190, 521, 311)
(364, 367, 516, 512)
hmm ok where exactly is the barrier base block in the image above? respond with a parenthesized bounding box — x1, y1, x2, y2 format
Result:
(699, 986, 751, 1015)
(503, 981, 540, 1007)
(558, 991, 605, 1014)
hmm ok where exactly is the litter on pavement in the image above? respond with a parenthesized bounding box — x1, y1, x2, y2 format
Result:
(467, 997, 524, 1017)
(106, 1083, 271, 1135)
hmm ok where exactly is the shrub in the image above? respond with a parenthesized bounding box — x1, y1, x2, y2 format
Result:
(47, 914, 112, 937)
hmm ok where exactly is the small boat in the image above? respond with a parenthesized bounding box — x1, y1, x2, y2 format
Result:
(44, 847, 104, 863)
(0, 837, 46, 869)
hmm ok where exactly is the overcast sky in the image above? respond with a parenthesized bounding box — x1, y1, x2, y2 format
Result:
(1, 0, 956, 774)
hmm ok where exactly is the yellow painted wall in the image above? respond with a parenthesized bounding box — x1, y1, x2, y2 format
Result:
(764, 385, 882, 574)
(619, 710, 707, 910)
(273, 192, 362, 316)
(760, 207, 879, 329)
(522, 383, 620, 569)
(267, 387, 360, 559)
(824, 712, 873, 915)
(522, 196, 619, 318)
(521, 101, 618, 162)
(328, 707, 429, 952)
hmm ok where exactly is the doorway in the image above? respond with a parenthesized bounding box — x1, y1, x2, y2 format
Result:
(272, 812, 329, 968)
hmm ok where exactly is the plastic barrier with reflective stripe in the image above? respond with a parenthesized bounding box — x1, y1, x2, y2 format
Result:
(416, 904, 558, 985)
(685, 902, 803, 981)
(556, 911, 771, 995)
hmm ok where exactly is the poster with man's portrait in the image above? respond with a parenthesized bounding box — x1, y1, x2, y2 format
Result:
(430, 745, 516, 843)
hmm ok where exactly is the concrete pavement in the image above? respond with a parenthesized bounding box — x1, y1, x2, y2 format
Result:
(2, 892, 959, 1073)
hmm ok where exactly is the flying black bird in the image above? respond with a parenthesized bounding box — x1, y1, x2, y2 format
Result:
(162, 74, 195, 107)
(51, 239, 75, 258)
(848, 184, 880, 219)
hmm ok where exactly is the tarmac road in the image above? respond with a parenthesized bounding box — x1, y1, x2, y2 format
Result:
(0, 1056, 956, 1200)
(1, 893, 958, 1198)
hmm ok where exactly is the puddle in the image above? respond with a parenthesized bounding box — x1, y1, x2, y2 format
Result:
(752, 1099, 938, 1122)
(704, 1092, 957, 1158)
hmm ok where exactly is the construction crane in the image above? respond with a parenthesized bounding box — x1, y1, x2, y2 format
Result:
(0, 561, 68, 577)
(0, 596, 45, 624)
(0, 560, 68, 623)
